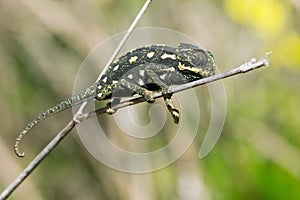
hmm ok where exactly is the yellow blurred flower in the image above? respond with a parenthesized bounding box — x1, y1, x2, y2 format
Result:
(274, 31, 300, 67)
(224, 0, 287, 37)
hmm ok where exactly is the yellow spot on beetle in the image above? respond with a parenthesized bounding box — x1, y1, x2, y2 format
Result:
(127, 74, 133, 79)
(147, 52, 155, 58)
(129, 56, 138, 64)
(103, 77, 108, 83)
(178, 62, 201, 73)
(161, 53, 177, 60)
(178, 62, 186, 71)
(139, 70, 145, 76)
(138, 79, 144, 85)
(113, 65, 119, 71)
(160, 74, 167, 80)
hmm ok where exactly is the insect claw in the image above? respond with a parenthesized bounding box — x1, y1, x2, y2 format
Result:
(106, 102, 117, 114)
(143, 90, 155, 103)
(106, 107, 116, 114)
(172, 109, 180, 124)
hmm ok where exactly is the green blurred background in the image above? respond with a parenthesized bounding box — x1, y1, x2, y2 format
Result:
(1, 0, 300, 199)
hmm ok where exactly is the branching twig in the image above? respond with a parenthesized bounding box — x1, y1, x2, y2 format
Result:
(78, 53, 271, 121)
(76, 0, 153, 115)
(0, 50, 270, 200)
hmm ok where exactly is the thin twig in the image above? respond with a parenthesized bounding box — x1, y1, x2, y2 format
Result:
(0, 52, 270, 200)
(0, 121, 75, 200)
(0, 1, 153, 200)
(76, 0, 153, 115)
(78, 53, 271, 121)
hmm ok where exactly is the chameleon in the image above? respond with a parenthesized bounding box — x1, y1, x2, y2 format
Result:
(14, 43, 217, 157)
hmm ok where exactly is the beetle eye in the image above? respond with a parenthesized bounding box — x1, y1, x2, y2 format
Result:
(189, 50, 207, 66)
